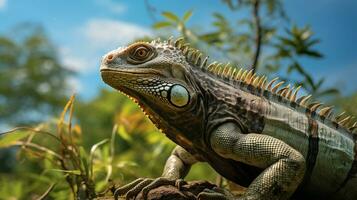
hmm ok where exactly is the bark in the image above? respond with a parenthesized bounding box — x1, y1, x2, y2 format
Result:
(251, 0, 262, 73)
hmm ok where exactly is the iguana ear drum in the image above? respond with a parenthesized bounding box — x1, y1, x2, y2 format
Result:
(168, 84, 190, 107)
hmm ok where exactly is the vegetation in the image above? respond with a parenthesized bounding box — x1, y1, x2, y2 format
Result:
(0, 1, 355, 199)
(151, 0, 337, 98)
(0, 24, 73, 125)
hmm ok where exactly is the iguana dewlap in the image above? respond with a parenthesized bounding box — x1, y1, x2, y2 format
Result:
(100, 37, 357, 200)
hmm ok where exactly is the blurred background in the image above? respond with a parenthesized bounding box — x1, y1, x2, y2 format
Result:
(0, 0, 357, 199)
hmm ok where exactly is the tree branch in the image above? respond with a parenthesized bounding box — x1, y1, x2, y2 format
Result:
(144, 0, 158, 22)
(251, 0, 262, 73)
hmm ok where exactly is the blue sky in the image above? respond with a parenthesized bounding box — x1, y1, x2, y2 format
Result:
(1, 0, 356, 99)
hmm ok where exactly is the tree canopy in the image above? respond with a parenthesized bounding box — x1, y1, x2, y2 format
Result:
(0, 24, 73, 125)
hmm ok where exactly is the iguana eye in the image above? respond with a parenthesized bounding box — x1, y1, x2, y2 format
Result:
(127, 43, 157, 64)
(134, 47, 148, 57)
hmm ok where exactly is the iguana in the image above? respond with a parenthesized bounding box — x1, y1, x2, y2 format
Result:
(100, 37, 357, 200)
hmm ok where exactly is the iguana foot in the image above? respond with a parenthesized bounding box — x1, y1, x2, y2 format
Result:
(114, 177, 186, 200)
(197, 187, 235, 200)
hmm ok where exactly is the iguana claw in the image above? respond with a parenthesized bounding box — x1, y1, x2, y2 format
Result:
(141, 178, 186, 199)
(197, 187, 235, 200)
(114, 177, 186, 200)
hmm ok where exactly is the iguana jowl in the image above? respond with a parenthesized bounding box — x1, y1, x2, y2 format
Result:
(100, 37, 357, 200)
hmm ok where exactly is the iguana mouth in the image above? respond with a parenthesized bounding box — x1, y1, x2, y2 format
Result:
(100, 67, 164, 77)
(100, 36, 357, 200)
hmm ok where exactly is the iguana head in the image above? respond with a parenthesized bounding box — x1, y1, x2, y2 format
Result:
(100, 38, 205, 141)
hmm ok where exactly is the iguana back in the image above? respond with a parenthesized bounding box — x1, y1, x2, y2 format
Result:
(100, 37, 357, 199)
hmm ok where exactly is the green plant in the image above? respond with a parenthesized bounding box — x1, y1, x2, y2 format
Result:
(0, 24, 73, 125)
(151, 1, 339, 99)
(0, 96, 115, 199)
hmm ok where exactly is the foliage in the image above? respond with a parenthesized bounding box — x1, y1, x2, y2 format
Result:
(75, 89, 174, 179)
(334, 93, 357, 117)
(270, 25, 338, 97)
(75, 89, 217, 182)
(0, 96, 108, 199)
(0, 94, 217, 199)
(0, 24, 73, 125)
(152, 0, 339, 98)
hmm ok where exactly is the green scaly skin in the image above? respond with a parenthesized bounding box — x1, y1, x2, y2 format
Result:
(100, 37, 357, 200)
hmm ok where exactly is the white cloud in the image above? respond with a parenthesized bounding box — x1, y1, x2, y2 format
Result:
(59, 47, 90, 72)
(81, 18, 153, 49)
(0, 0, 6, 9)
(66, 77, 83, 94)
(95, 0, 126, 14)
(60, 18, 152, 73)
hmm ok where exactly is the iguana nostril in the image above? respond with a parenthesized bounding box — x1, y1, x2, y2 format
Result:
(101, 37, 357, 199)
(107, 54, 114, 61)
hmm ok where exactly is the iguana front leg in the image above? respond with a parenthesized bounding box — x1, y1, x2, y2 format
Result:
(210, 122, 306, 200)
(162, 145, 198, 179)
(114, 146, 197, 200)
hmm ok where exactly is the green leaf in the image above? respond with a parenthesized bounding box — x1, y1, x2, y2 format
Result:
(79, 146, 89, 176)
(199, 32, 221, 44)
(183, 10, 193, 22)
(0, 130, 31, 148)
(306, 39, 320, 47)
(49, 169, 81, 175)
(315, 78, 325, 90)
(302, 50, 323, 58)
(116, 160, 138, 168)
(289, 62, 316, 92)
(222, 0, 232, 8)
(304, 75, 316, 91)
(318, 88, 340, 97)
(24, 172, 54, 184)
(152, 21, 173, 29)
(90, 139, 109, 178)
(213, 12, 226, 22)
(287, 64, 294, 74)
(278, 36, 296, 47)
(117, 124, 132, 142)
(266, 0, 276, 14)
(162, 11, 179, 22)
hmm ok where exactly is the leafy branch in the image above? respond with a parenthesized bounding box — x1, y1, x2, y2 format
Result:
(152, 1, 339, 99)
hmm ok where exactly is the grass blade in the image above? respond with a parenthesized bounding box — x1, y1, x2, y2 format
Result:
(89, 139, 109, 179)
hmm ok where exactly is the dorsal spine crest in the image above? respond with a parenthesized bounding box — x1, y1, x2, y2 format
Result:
(165, 37, 356, 133)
